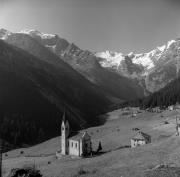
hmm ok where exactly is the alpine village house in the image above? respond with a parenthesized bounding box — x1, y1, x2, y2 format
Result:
(131, 131, 151, 148)
(61, 113, 92, 157)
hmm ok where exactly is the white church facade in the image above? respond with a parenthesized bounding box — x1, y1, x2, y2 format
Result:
(61, 113, 92, 157)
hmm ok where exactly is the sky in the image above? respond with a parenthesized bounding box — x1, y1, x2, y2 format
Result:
(0, 0, 180, 53)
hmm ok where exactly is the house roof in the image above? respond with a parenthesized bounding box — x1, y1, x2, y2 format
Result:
(132, 131, 150, 141)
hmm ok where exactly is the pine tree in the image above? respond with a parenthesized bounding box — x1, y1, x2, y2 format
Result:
(97, 141, 102, 152)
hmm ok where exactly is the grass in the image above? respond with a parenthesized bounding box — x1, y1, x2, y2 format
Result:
(3, 109, 180, 177)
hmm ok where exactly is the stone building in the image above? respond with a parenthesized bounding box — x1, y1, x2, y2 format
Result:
(131, 131, 151, 148)
(61, 113, 92, 157)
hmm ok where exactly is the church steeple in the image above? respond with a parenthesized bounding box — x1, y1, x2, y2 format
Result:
(62, 111, 66, 123)
(61, 110, 70, 155)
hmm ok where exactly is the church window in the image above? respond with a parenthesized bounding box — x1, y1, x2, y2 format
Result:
(75, 142, 78, 148)
(71, 142, 73, 147)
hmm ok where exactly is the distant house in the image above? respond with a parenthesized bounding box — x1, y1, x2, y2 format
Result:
(60, 112, 92, 157)
(131, 131, 151, 148)
(132, 112, 137, 117)
(152, 107, 161, 113)
(168, 105, 174, 111)
(174, 103, 180, 110)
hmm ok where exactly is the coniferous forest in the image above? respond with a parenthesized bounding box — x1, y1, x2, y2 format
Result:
(121, 78, 180, 109)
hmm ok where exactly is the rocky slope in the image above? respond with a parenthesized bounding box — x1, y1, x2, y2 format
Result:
(10, 29, 144, 101)
(16, 29, 180, 95)
(96, 39, 180, 93)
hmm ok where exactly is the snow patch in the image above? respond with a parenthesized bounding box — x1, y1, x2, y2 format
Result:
(132, 53, 154, 70)
(95, 51, 125, 68)
(19, 29, 56, 39)
(157, 45, 166, 52)
(0, 28, 12, 40)
(167, 40, 176, 48)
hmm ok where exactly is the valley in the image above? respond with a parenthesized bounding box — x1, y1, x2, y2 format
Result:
(1, 0, 180, 176)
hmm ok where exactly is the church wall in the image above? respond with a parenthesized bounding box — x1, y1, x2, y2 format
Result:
(69, 139, 80, 156)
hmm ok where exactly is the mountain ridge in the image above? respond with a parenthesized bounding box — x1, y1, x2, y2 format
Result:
(0, 29, 144, 102)
(12, 29, 180, 95)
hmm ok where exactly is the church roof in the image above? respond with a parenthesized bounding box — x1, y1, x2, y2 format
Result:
(69, 132, 90, 141)
(132, 131, 150, 141)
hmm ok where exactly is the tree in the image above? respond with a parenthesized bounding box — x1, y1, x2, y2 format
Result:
(97, 141, 102, 153)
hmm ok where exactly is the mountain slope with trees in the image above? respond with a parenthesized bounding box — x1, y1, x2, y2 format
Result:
(122, 77, 180, 109)
(0, 40, 110, 148)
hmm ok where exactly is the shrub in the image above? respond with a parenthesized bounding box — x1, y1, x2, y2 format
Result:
(8, 165, 42, 177)
(164, 121, 169, 124)
(122, 112, 130, 116)
(77, 167, 88, 175)
(20, 150, 24, 154)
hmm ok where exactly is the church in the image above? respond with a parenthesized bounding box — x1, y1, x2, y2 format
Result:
(61, 113, 92, 157)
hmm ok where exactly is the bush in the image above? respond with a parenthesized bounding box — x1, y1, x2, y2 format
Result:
(78, 167, 87, 175)
(20, 150, 24, 154)
(164, 121, 169, 124)
(122, 112, 130, 116)
(8, 165, 42, 177)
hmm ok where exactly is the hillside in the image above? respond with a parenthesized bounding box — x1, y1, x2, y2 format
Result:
(0, 40, 110, 147)
(3, 108, 180, 177)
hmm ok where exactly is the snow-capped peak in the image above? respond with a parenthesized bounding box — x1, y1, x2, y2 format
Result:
(127, 52, 134, 57)
(19, 29, 56, 39)
(157, 45, 166, 52)
(96, 39, 179, 72)
(95, 50, 124, 68)
(167, 40, 176, 48)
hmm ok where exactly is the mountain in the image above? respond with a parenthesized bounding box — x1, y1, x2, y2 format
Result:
(0, 39, 111, 147)
(1, 29, 180, 97)
(14, 29, 180, 97)
(8, 29, 144, 102)
(96, 39, 180, 94)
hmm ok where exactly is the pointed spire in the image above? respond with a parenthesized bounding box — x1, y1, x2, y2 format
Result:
(62, 110, 66, 122)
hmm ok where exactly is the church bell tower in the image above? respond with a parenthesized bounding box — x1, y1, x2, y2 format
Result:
(61, 111, 70, 155)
